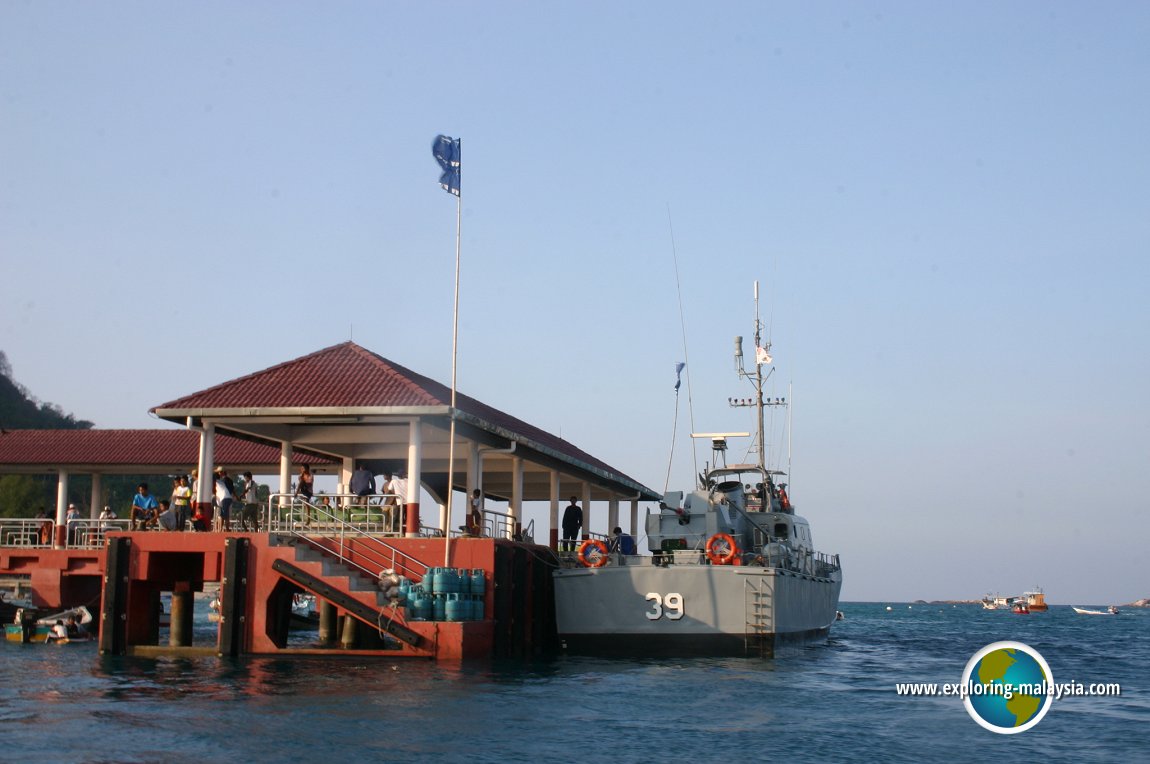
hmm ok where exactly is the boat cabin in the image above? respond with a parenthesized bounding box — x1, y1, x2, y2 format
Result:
(645, 464, 815, 557)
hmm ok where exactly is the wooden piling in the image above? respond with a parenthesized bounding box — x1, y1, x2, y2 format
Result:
(169, 589, 193, 647)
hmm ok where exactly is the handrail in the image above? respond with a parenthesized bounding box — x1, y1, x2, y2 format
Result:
(481, 508, 538, 542)
(269, 491, 407, 534)
(0, 518, 133, 549)
(268, 493, 431, 581)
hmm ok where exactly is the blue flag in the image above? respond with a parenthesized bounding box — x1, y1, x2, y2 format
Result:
(432, 135, 461, 196)
(674, 362, 686, 391)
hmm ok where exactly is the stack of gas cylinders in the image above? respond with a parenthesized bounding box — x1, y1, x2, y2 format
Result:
(402, 567, 486, 621)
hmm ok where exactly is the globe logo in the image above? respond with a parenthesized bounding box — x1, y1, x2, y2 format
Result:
(962, 641, 1053, 733)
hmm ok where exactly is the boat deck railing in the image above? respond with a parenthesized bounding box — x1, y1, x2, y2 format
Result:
(556, 551, 654, 568)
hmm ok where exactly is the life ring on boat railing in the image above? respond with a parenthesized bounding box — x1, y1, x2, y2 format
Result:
(578, 539, 610, 568)
(705, 533, 739, 565)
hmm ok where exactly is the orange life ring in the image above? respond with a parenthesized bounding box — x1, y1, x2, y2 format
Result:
(578, 539, 610, 568)
(705, 533, 739, 565)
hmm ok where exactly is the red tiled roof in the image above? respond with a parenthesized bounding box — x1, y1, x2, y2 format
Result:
(152, 342, 442, 410)
(151, 342, 646, 489)
(0, 429, 331, 468)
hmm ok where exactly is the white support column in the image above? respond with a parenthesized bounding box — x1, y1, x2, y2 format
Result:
(340, 457, 354, 499)
(608, 497, 619, 535)
(54, 471, 69, 549)
(510, 455, 523, 537)
(276, 440, 294, 528)
(405, 420, 422, 537)
(549, 470, 560, 550)
(279, 442, 293, 501)
(196, 423, 216, 505)
(196, 424, 216, 529)
(90, 472, 103, 519)
(631, 499, 639, 538)
(438, 502, 448, 533)
(582, 482, 592, 540)
(468, 440, 481, 493)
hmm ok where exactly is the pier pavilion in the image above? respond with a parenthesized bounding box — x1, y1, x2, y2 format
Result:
(0, 342, 661, 659)
(147, 341, 660, 543)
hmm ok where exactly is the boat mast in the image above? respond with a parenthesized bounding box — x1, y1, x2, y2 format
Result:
(733, 280, 773, 471)
(753, 282, 766, 471)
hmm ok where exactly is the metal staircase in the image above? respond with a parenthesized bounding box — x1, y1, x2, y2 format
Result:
(273, 541, 424, 650)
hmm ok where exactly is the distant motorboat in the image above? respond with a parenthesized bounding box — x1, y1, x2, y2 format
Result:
(981, 593, 1013, 610)
(1072, 606, 1119, 616)
(1011, 600, 1030, 614)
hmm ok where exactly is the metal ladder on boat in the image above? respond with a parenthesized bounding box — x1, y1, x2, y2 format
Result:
(744, 578, 773, 657)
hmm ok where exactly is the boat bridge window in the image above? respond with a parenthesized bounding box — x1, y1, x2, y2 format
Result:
(773, 523, 788, 540)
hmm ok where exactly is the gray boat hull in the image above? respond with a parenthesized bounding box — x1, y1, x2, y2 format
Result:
(553, 561, 842, 657)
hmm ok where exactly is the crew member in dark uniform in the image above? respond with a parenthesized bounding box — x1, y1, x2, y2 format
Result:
(561, 496, 583, 552)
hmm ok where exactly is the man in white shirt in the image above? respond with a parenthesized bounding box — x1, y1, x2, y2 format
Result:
(382, 471, 408, 533)
(48, 620, 69, 642)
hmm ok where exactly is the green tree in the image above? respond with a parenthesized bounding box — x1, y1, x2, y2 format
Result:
(0, 475, 49, 518)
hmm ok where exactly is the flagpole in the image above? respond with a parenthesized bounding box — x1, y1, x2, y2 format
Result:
(444, 140, 462, 568)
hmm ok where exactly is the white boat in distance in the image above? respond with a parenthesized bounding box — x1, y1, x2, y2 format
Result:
(982, 594, 1013, 610)
(1072, 606, 1119, 616)
(553, 282, 843, 656)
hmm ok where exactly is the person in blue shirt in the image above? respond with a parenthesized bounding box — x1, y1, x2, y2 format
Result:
(610, 526, 636, 556)
(131, 483, 159, 530)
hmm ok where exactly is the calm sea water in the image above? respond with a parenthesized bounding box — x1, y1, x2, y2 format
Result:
(2, 602, 1146, 763)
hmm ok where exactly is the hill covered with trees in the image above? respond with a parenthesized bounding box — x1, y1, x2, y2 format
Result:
(0, 351, 93, 430)
(0, 351, 95, 517)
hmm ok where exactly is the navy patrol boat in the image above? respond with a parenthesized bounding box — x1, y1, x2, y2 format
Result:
(553, 284, 843, 656)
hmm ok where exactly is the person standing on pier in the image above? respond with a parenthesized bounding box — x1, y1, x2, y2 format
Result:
(295, 465, 315, 526)
(238, 471, 260, 532)
(65, 503, 82, 545)
(466, 488, 484, 537)
(35, 508, 52, 545)
(99, 505, 117, 528)
(561, 496, 583, 552)
(382, 471, 407, 532)
(214, 467, 235, 532)
(171, 475, 191, 531)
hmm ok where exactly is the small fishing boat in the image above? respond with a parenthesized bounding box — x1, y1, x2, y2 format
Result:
(1011, 599, 1030, 614)
(1072, 606, 1119, 616)
(1023, 588, 1048, 612)
(981, 594, 1013, 610)
(6, 605, 93, 643)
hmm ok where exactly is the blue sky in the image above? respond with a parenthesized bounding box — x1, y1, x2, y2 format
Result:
(2, 2, 1148, 603)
